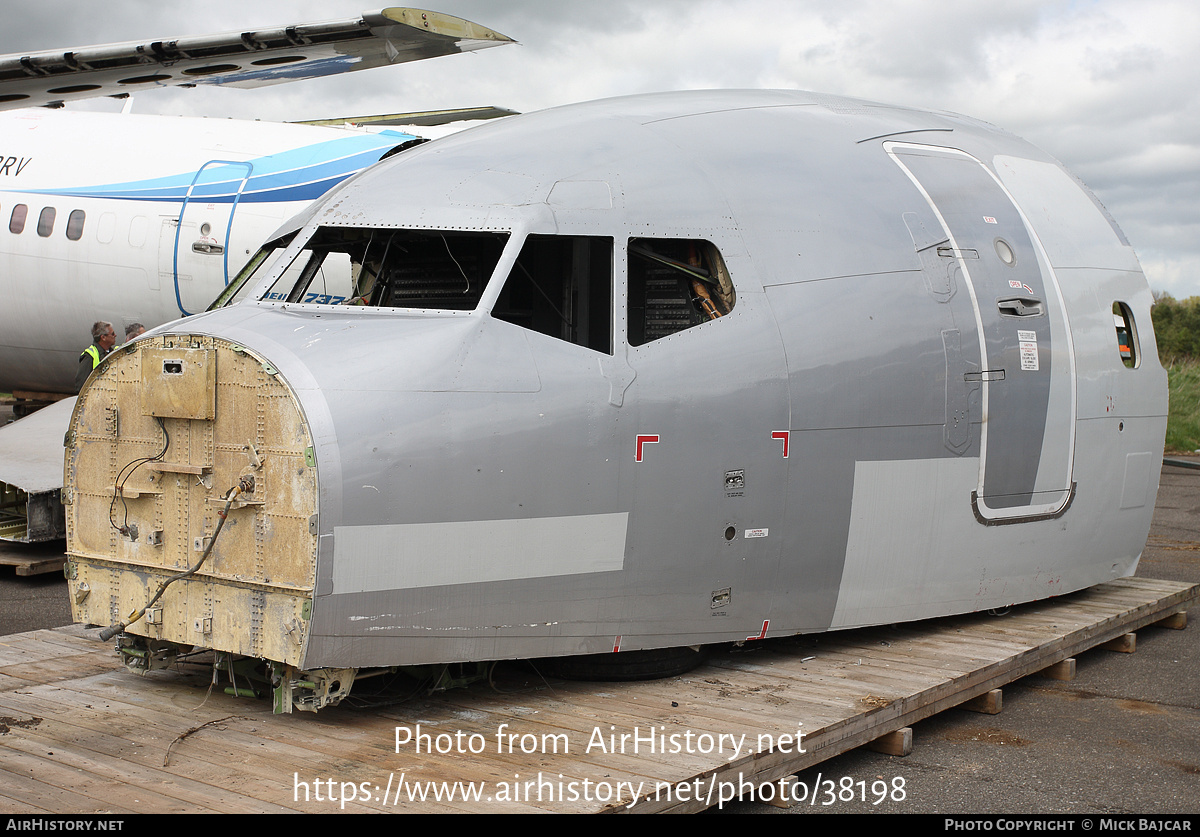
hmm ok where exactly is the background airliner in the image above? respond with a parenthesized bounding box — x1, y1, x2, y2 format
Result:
(0, 7, 513, 396)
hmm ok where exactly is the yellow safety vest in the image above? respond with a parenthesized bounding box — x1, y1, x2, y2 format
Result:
(81, 345, 102, 369)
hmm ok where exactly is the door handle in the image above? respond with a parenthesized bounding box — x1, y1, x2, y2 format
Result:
(997, 296, 1043, 317)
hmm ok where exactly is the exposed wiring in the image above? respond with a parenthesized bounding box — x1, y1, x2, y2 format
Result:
(109, 415, 169, 537)
(441, 234, 471, 295)
(99, 477, 251, 641)
(367, 233, 398, 306)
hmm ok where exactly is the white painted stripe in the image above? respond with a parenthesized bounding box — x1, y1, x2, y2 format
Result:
(332, 512, 628, 593)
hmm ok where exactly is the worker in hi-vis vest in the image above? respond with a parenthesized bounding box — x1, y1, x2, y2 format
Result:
(74, 321, 117, 393)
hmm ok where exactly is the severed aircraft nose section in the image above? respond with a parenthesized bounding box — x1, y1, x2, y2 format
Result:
(61, 88, 1169, 715)
(65, 334, 338, 709)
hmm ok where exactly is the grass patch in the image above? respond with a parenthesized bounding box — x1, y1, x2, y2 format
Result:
(1165, 357, 1200, 453)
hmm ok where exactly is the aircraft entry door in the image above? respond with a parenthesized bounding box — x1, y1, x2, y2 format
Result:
(889, 144, 1075, 522)
(171, 159, 253, 316)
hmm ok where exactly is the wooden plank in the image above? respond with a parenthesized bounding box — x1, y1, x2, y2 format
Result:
(960, 689, 1003, 714)
(0, 577, 1193, 814)
(0, 630, 103, 667)
(0, 680, 403, 814)
(765, 774, 799, 809)
(1041, 658, 1077, 680)
(0, 631, 123, 687)
(0, 723, 233, 814)
(867, 727, 912, 756)
(1100, 632, 1137, 653)
(0, 551, 66, 576)
(0, 651, 118, 689)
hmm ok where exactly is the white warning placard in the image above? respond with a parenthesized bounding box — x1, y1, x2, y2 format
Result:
(1018, 329, 1039, 371)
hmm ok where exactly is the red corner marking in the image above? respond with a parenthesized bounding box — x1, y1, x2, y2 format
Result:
(747, 620, 769, 641)
(613, 636, 622, 653)
(771, 430, 790, 458)
(636, 434, 660, 462)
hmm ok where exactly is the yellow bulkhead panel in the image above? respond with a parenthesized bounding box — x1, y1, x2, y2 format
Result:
(65, 336, 318, 668)
(140, 346, 215, 420)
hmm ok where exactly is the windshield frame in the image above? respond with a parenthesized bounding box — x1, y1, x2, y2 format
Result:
(216, 223, 521, 316)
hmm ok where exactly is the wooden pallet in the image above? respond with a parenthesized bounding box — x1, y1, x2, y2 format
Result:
(0, 541, 67, 576)
(0, 576, 1194, 814)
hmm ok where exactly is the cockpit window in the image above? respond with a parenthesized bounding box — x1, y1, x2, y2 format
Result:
(1113, 301, 1139, 369)
(627, 238, 735, 346)
(492, 234, 613, 353)
(259, 227, 508, 310)
(207, 235, 295, 310)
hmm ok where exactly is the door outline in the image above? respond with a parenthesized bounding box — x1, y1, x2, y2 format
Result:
(172, 159, 253, 316)
(886, 141, 1077, 522)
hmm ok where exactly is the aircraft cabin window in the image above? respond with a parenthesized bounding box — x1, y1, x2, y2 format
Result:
(627, 238, 735, 346)
(492, 235, 613, 353)
(65, 210, 85, 241)
(128, 216, 148, 249)
(1113, 301, 1140, 369)
(37, 207, 55, 238)
(96, 212, 117, 245)
(260, 227, 508, 310)
(9, 204, 27, 234)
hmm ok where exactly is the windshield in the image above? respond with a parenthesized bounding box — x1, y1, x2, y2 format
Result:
(255, 226, 509, 310)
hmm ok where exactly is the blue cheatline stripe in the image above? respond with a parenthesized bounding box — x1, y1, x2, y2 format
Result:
(25, 131, 412, 204)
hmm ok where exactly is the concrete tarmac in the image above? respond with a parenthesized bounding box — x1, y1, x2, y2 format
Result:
(1, 405, 1197, 814)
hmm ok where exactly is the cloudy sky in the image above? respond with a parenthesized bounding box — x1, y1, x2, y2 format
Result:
(5, 1, 1198, 297)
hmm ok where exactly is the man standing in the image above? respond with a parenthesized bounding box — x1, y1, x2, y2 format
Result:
(74, 321, 117, 393)
(124, 322, 145, 343)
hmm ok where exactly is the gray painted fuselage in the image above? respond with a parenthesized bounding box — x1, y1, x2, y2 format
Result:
(168, 90, 1166, 669)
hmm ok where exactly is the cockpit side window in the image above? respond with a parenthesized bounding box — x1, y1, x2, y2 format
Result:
(208, 241, 284, 310)
(627, 238, 735, 346)
(492, 234, 613, 354)
(1113, 301, 1140, 369)
(258, 227, 508, 310)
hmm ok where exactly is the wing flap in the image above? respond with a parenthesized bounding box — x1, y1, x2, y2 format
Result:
(0, 7, 513, 110)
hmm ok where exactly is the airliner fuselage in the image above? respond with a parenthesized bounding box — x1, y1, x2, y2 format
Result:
(64, 91, 1168, 711)
(0, 109, 410, 392)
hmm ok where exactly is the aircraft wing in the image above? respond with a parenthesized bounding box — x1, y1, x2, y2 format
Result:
(0, 7, 514, 111)
(293, 106, 519, 128)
